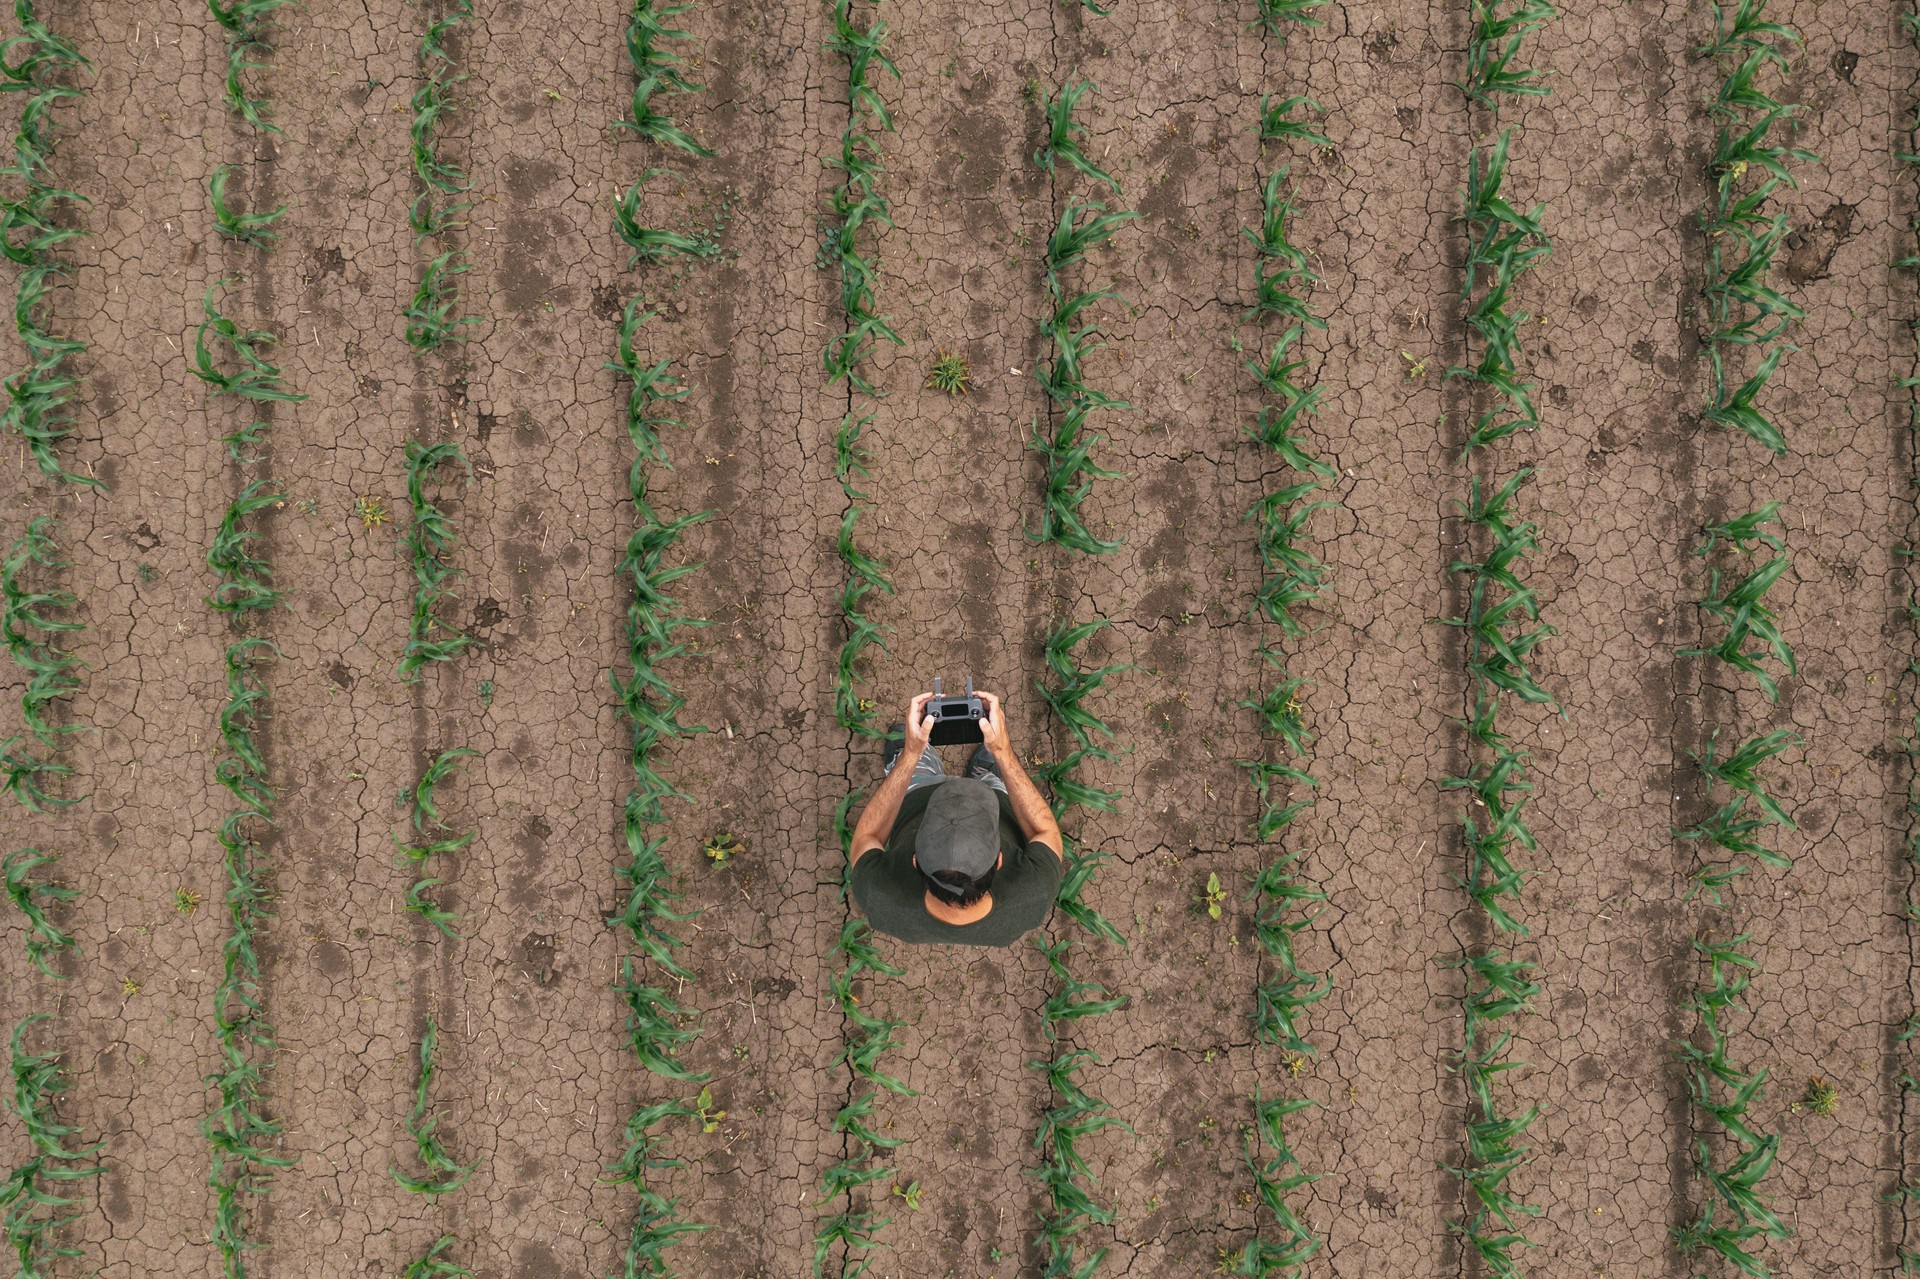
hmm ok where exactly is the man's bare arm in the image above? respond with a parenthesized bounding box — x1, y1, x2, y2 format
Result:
(977, 691, 1063, 861)
(849, 692, 935, 869)
(996, 747, 1063, 860)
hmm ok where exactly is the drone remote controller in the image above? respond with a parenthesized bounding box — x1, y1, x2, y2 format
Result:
(926, 676, 986, 746)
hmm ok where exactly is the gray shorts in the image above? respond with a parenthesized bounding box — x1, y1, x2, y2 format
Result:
(895, 745, 1008, 796)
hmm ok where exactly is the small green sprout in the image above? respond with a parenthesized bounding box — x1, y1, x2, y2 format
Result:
(926, 349, 971, 396)
(1196, 871, 1227, 919)
(175, 887, 202, 915)
(702, 833, 744, 867)
(1795, 1076, 1839, 1117)
(892, 1179, 922, 1210)
(694, 1085, 727, 1134)
(355, 496, 390, 529)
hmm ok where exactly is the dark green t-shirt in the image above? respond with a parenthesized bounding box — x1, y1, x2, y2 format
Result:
(850, 783, 1063, 946)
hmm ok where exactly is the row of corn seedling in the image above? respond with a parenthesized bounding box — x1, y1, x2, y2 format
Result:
(816, 859, 913, 1276)
(821, 0, 898, 740)
(2, 844, 71, 975)
(199, 0, 299, 1270)
(194, 261, 304, 1276)
(395, 747, 476, 939)
(391, 750, 481, 1274)
(1030, 79, 1135, 555)
(603, 6, 721, 1273)
(1, 1014, 102, 1276)
(2, 516, 83, 810)
(1697, 0, 1816, 459)
(210, 0, 294, 133)
(1024, 74, 1135, 1278)
(397, 15, 480, 1264)
(814, 4, 910, 1274)
(1231, 5, 1334, 1263)
(390, 1018, 478, 1197)
(1670, 6, 1812, 1274)
(1028, 618, 1131, 1277)
(398, 440, 474, 679)
(1445, 1, 1557, 1270)
(0, 34, 92, 1231)
(1898, 8, 1920, 1268)
(406, 0, 478, 351)
(1441, 473, 1554, 1272)
(1, 2, 94, 832)
(1, 1, 93, 489)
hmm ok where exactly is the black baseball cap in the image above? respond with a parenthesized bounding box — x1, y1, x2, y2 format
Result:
(914, 778, 999, 882)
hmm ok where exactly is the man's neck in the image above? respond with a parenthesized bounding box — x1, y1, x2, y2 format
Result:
(924, 890, 992, 926)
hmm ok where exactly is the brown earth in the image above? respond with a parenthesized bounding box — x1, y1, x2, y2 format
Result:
(0, 0, 1916, 1276)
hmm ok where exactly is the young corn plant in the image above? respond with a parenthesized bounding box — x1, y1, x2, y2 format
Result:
(1459, 0, 1556, 107)
(391, 1019, 478, 1195)
(1035, 79, 1120, 195)
(2, 847, 73, 976)
(1, 1014, 103, 1277)
(405, 251, 478, 352)
(614, 173, 720, 267)
(207, 479, 284, 614)
(208, 165, 286, 248)
(400, 1236, 471, 1279)
(0, 2, 95, 489)
(819, 0, 899, 742)
(1255, 94, 1331, 149)
(1695, 502, 1783, 557)
(395, 748, 477, 938)
(194, 279, 306, 405)
(1249, 0, 1326, 38)
(397, 440, 475, 680)
(1678, 552, 1796, 703)
(207, 0, 295, 134)
(1024, 617, 1131, 1275)
(205, 636, 294, 1279)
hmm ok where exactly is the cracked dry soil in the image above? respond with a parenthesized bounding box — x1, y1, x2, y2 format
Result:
(2, 0, 1919, 1276)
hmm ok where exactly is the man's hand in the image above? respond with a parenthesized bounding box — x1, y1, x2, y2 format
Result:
(903, 690, 936, 755)
(977, 690, 1012, 756)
